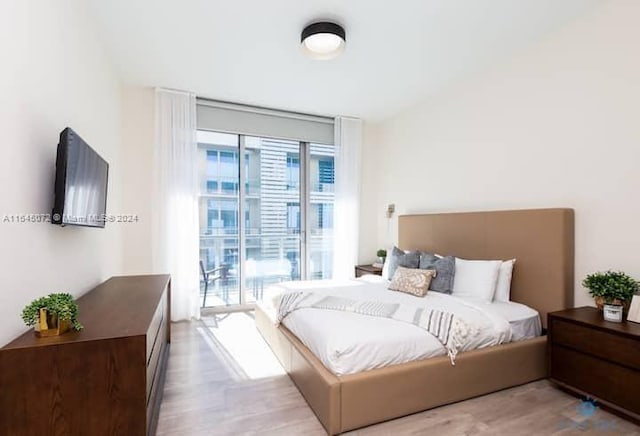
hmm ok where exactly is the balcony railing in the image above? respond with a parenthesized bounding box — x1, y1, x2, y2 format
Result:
(202, 179, 262, 196)
(199, 231, 334, 307)
(204, 179, 333, 195)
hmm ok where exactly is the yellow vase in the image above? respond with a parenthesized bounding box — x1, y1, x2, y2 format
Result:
(34, 308, 71, 338)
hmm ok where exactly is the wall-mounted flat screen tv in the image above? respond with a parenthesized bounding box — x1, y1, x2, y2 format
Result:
(52, 127, 109, 228)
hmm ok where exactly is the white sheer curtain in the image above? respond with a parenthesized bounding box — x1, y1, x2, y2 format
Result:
(152, 88, 200, 321)
(332, 117, 363, 279)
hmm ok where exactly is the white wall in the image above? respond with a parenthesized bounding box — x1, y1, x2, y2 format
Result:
(360, 0, 640, 307)
(0, 0, 123, 345)
(121, 86, 155, 274)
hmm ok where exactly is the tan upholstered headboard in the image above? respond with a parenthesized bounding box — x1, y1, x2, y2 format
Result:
(398, 208, 574, 328)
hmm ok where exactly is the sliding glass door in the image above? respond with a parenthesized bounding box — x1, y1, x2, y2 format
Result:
(198, 131, 334, 309)
(198, 131, 241, 306)
(242, 136, 302, 303)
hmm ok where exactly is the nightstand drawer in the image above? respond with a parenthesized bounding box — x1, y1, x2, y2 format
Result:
(551, 345, 640, 415)
(551, 319, 640, 370)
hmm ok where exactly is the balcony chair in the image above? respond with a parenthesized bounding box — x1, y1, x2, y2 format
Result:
(200, 261, 230, 307)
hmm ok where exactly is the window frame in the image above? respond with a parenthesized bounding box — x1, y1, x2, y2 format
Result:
(198, 132, 335, 309)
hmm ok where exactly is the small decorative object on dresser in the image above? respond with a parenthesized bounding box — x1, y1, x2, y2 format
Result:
(627, 295, 640, 324)
(20, 293, 83, 337)
(582, 270, 638, 320)
(548, 307, 640, 421)
(376, 249, 387, 266)
(355, 264, 383, 278)
(603, 303, 623, 323)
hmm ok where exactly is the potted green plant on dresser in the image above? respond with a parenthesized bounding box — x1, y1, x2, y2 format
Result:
(21, 293, 83, 337)
(582, 270, 639, 322)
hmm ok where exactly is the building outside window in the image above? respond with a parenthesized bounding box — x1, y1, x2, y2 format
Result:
(197, 131, 335, 306)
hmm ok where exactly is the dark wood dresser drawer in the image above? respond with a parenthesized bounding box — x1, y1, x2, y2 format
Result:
(551, 318, 640, 370)
(147, 292, 167, 360)
(551, 345, 640, 415)
(147, 316, 167, 402)
(147, 345, 167, 431)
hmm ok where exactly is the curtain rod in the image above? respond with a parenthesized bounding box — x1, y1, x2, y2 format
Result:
(196, 97, 335, 125)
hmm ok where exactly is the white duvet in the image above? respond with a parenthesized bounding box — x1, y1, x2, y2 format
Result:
(260, 276, 524, 376)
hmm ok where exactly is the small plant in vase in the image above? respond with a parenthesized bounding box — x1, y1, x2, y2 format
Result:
(21, 293, 83, 337)
(582, 271, 638, 322)
(376, 249, 387, 266)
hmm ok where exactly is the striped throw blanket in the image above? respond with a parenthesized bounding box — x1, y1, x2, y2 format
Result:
(275, 292, 476, 364)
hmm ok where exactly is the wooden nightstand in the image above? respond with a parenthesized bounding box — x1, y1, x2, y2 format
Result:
(355, 264, 383, 278)
(548, 307, 640, 422)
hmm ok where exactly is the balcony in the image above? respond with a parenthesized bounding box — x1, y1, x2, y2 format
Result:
(199, 231, 333, 308)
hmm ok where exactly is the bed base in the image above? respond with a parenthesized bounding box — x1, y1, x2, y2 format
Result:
(255, 305, 547, 435)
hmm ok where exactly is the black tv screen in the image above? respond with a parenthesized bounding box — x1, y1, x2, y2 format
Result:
(52, 127, 109, 228)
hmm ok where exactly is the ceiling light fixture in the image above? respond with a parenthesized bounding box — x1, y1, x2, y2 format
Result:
(301, 22, 346, 60)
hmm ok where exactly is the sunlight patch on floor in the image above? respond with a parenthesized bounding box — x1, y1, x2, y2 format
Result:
(201, 312, 285, 380)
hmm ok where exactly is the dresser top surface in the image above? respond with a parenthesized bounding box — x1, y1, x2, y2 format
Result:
(356, 264, 383, 271)
(550, 306, 640, 338)
(2, 274, 170, 350)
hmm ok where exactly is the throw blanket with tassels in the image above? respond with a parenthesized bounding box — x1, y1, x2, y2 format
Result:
(275, 292, 477, 365)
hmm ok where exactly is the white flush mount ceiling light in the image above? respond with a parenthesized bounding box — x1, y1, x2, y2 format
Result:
(301, 22, 346, 60)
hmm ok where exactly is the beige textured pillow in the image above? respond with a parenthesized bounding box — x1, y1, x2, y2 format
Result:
(388, 266, 436, 297)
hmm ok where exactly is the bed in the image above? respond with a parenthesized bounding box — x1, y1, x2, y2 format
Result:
(255, 208, 574, 435)
(261, 277, 543, 375)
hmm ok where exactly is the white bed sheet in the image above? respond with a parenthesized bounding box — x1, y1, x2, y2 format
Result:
(465, 299, 542, 341)
(261, 276, 536, 375)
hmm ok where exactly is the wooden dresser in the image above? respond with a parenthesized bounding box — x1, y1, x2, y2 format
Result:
(548, 307, 640, 422)
(0, 275, 171, 436)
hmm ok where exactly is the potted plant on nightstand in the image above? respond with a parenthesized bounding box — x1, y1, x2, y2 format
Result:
(21, 293, 83, 337)
(376, 249, 387, 265)
(582, 271, 639, 322)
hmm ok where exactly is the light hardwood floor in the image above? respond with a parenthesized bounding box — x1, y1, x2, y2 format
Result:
(156, 313, 639, 436)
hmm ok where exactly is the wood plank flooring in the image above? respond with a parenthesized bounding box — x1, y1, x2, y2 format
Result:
(156, 313, 640, 436)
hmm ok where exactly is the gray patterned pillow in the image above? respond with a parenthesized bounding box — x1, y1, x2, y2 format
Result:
(419, 252, 456, 294)
(384, 246, 420, 280)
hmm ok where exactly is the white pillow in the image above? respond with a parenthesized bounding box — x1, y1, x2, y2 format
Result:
(452, 258, 502, 302)
(381, 253, 391, 280)
(494, 259, 516, 302)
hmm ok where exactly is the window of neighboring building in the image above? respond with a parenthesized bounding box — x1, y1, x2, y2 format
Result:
(223, 247, 238, 266)
(206, 150, 218, 177)
(287, 203, 300, 233)
(318, 158, 334, 184)
(206, 180, 218, 193)
(317, 203, 334, 229)
(286, 153, 300, 190)
(207, 208, 219, 233)
(220, 209, 237, 231)
(310, 154, 335, 193)
(221, 181, 237, 194)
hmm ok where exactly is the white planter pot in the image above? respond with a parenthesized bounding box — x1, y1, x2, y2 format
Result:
(603, 304, 623, 323)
